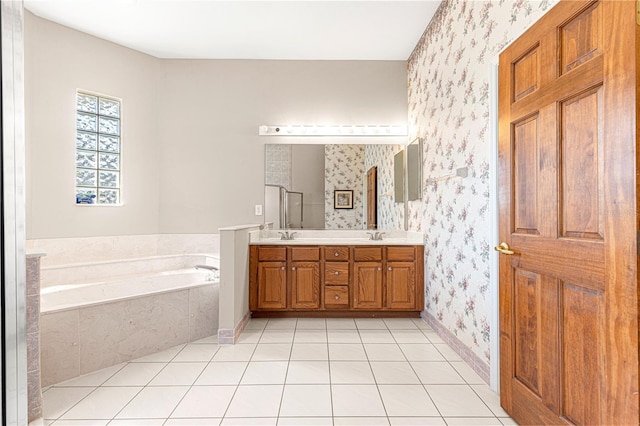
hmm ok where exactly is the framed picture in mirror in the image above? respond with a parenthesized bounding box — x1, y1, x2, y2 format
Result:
(334, 190, 353, 209)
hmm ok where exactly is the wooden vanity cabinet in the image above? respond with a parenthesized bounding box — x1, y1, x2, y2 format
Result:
(249, 244, 423, 316)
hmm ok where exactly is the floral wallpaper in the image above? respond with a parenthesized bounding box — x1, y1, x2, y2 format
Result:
(364, 144, 405, 230)
(324, 144, 364, 229)
(408, 0, 557, 366)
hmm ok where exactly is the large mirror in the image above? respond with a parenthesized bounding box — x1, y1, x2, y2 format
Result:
(265, 144, 406, 230)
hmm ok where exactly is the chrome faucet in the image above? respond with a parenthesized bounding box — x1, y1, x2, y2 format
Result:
(367, 231, 386, 241)
(194, 265, 219, 272)
(279, 231, 297, 240)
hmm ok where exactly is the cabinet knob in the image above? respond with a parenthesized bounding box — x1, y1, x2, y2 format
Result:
(281, 266, 285, 270)
(334, 252, 339, 257)
(334, 271, 339, 275)
(292, 267, 296, 271)
(388, 267, 393, 271)
(377, 267, 381, 271)
(335, 295, 339, 300)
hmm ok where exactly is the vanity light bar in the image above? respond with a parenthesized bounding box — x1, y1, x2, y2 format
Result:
(258, 125, 408, 137)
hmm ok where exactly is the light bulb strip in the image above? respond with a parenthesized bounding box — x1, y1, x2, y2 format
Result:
(258, 125, 407, 137)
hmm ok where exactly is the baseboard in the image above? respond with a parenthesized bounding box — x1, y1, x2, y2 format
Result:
(218, 311, 251, 345)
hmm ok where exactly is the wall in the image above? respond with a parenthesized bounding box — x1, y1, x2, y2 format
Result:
(25, 13, 407, 238)
(25, 12, 161, 239)
(365, 144, 404, 230)
(291, 144, 324, 229)
(324, 144, 364, 229)
(157, 60, 407, 234)
(407, 0, 556, 367)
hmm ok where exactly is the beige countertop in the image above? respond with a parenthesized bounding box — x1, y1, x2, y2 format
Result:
(249, 230, 423, 246)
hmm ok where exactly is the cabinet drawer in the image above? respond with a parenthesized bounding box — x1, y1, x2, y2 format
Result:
(324, 247, 349, 261)
(387, 246, 416, 261)
(324, 286, 349, 308)
(291, 247, 320, 261)
(354, 247, 382, 261)
(258, 247, 286, 261)
(324, 262, 349, 284)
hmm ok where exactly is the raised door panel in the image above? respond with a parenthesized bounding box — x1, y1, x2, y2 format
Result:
(354, 262, 383, 309)
(512, 114, 540, 235)
(386, 262, 416, 310)
(290, 262, 320, 309)
(257, 262, 287, 310)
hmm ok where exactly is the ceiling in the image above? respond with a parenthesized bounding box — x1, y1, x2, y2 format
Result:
(24, 0, 442, 60)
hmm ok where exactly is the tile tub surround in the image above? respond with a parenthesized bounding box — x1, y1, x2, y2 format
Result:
(41, 283, 219, 387)
(250, 229, 424, 246)
(27, 253, 45, 423)
(41, 317, 513, 424)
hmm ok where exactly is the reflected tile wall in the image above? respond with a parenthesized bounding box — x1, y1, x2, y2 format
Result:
(27, 255, 43, 422)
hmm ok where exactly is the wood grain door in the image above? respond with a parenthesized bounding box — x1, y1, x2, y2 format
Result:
(290, 261, 320, 309)
(497, 1, 638, 425)
(353, 262, 383, 309)
(366, 166, 377, 229)
(257, 262, 287, 310)
(386, 262, 416, 310)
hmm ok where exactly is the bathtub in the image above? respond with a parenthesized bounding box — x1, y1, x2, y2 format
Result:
(39, 251, 220, 387)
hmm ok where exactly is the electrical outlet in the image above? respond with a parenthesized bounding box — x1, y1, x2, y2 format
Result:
(255, 204, 263, 216)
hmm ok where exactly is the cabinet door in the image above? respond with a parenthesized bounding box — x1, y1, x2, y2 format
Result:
(257, 261, 287, 310)
(353, 262, 383, 309)
(386, 262, 416, 310)
(290, 262, 320, 309)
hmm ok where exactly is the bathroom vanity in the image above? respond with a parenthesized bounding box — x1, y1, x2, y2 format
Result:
(249, 232, 424, 317)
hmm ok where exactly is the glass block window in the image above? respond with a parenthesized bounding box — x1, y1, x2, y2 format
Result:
(76, 92, 121, 205)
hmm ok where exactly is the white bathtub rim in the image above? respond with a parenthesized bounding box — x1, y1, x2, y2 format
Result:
(41, 252, 219, 271)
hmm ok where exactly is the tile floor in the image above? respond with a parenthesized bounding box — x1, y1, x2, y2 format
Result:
(41, 317, 515, 426)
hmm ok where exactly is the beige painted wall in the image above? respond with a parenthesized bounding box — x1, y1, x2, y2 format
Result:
(25, 12, 161, 238)
(291, 144, 324, 229)
(25, 13, 407, 238)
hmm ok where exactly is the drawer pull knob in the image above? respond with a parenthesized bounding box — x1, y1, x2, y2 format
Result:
(334, 271, 339, 275)
(388, 267, 393, 271)
(377, 267, 382, 271)
(292, 267, 296, 271)
(335, 295, 339, 300)
(334, 252, 339, 257)
(281, 266, 285, 270)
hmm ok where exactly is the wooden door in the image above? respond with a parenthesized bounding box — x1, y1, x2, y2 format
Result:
(257, 262, 287, 310)
(386, 262, 415, 310)
(497, 2, 638, 425)
(353, 262, 383, 309)
(290, 262, 320, 309)
(366, 166, 377, 229)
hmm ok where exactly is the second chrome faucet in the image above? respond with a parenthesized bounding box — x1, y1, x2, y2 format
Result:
(367, 231, 385, 241)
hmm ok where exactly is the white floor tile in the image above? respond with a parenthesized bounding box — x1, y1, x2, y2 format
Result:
(236, 331, 262, 344)
(165, 419, 221, 426)
(277, 417, 332, 425)
(192, 334, 219, 344)
(471, 384, 510, 417)
(359, 330, 395, 343)
(171, 386, 236, 418)
(260, 330, 295, 343)
(148, 362, 207, 386)
(279, 384, 332, 417)
(50, 420, 108, 426)
(286, 360, 330, 384)
(390, 330, 430, 343)
(411, 362, 466, 385)
(225, 385, 284, 418)
(389, 417, 446, 426)
(102, 363, 165, 386)
(294, 330, 328, 343)
(355, 318, 388, 330)
(42, 387, 96, 420)
(331, 385, 386, 416)
(444, 418, 503, 425)
(173, 344, 219, 362)
(433, 344, 463, 361)
(108, 420, 165, 426)
(244, 318, 269, 330)
(295, 318, 327, 330)
(116, 386, 189, 419)
(327, 330, 361, 343)
(55, 364, 126, 387)
(383, 318, 419, 330)
(213, 344, 257, 362)
(59, 387, 141, 420)
(130, 345, 185, 363)
(364, 344, 406, 361)
(290, 343, 329, 360)
(328, 343, 368, 361)
(251, 343, 292, 361)
(378, 385, 440, 417)
(333, 417, 389, 425)
(411, 318, 432, 330)
(265, 318, 298, 330)
(241, 361, 289, 385)
(195, 362, 248, 385)
(329, 361, 375, 384)
(422, 331, 445, 344)
(399, 344, 445, 361)
(425, 385, 494, 417)
(450, 361, 485, 384)
(370, 362, 420, 384)
(220, 418, 277, 426)
(326, 318, 357, 330)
